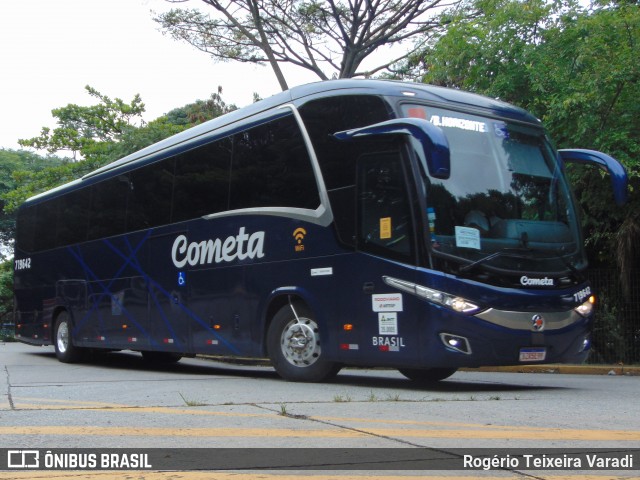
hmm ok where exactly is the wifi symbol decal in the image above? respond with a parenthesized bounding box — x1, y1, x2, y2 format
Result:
(293, 228, 307, 252)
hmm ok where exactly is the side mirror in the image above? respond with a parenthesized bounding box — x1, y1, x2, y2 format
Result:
(334, 118, 451, 179)
(559, 149, 628, 206)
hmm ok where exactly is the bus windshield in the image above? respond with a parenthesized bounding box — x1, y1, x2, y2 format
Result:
(403, 104, 585, 276)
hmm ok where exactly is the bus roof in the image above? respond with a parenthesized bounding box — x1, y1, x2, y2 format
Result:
(25, 79, 539, 204)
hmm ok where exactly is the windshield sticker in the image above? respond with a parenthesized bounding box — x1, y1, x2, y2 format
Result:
(380, 217, 392, 239)
(430, 115, 487, 133)
(455, 226, 481, 250)
(407, 107, 427, 119)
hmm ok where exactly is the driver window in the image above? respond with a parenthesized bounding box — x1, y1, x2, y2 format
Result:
(357, 152, 414, 262)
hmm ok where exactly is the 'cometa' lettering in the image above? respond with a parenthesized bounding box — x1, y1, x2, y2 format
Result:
(172, 228, 265, 268)
(520, 276, 554, 286)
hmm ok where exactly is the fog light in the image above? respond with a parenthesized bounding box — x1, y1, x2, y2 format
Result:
(440, 333, 472, 355)
(579, 336, 591, 353)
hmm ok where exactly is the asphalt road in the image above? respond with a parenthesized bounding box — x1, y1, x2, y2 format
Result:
(1, 342, 639, 479)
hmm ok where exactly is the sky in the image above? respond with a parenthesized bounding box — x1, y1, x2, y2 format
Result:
(0, 0, 319, 151)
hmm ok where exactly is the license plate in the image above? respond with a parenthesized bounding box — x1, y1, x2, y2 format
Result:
(519, 347, 546, 362)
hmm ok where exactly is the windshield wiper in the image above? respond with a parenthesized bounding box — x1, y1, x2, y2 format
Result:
(459, 248, 534, 273)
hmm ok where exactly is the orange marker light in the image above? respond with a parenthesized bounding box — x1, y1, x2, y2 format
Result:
(343, 324, 353, 331)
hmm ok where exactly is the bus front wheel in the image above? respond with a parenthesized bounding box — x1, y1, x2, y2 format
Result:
(267, 303, 340, 382)
(398, 367, 457, 383)
(54, 311, 84, 363)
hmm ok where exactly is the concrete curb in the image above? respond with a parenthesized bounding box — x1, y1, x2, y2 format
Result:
(461, 364, 640, 376)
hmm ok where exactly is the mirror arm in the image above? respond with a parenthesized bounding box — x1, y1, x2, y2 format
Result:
(559, 149, 628, 206)
(334, 118, 450, 179)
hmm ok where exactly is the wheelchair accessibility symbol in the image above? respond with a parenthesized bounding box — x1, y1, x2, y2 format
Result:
(178, 272, 186, 286)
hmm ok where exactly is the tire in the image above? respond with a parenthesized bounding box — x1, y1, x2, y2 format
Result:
(398, 367, 457, 383)
(141, 351, 182, 364)
(53, 311, 84, 363)
(267, 303, 340, 382)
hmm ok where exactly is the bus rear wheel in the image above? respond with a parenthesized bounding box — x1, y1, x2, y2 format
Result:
(54, 311, 83, 363)
(267, 303, 340, 382)
(398, 367, 457, 383)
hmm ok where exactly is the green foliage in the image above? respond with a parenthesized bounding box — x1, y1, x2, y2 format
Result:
(0, 259, 14, 340)
(18, 85, 146, 160)
(0, 150, 63, 254)
(5, 89, 235, 216)
(2, 157, 105, 215)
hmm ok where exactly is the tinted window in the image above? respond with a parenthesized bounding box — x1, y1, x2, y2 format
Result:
(34, 200, 58, 251)
(128, 157, 174, 231)
(15, 204, 37, 253)
(57, 188, 90, 246)
(299, 95, 392, 191)
(87, 177, 129, 240)
(357, 152, 414, 262)
(229, 114, 320, 210)
(299, 95, 394, 246)
(19, 113, 324, 252)
(173, 137, 232, 222)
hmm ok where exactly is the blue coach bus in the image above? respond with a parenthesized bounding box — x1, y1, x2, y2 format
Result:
(13, 79, 627, 382)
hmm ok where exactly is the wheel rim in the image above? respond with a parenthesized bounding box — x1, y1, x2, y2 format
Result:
(56, 320, 69, 354)
(280, 317, 321, 367)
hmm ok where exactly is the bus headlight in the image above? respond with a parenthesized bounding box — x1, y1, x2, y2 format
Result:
(574, 295, 595, 317)
(384, 276, 480, 314)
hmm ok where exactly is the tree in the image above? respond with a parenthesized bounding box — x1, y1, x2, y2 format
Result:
(155, 0, 461, 90)
(0, 149, 63, 257)
(18, 86, 146, 160)
(0, 259, 14, 337)
(5, 89, 236, 216)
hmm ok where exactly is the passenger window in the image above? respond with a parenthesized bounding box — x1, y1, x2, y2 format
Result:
(87, 177, 129, 240)
(15, 204, 37, 253)
(357, 152, 414, 262)
(229, 114, 320, 210)
(128, 157, 174, 231)
(57, 188, 90, 246)
(173, 138, 232, 222)
(299, 95, 394, 247)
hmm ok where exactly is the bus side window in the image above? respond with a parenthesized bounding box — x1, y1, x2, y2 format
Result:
(57, 187, 90, 247)
(172, 138, 232, 222)
(298, 94, 394, 247)
(15, 204, 37, 253)
(128, 157, 175, 231)
(87, 177, 129, 240)
(229, 114, 320, 211)
(35, 199, 58, 251)
(356, 152, 414, 262)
